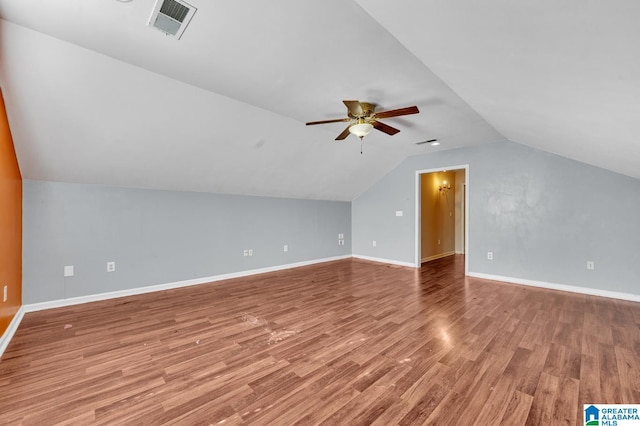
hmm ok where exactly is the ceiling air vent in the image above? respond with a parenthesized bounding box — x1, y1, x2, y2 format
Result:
(148, 0, 196, 40)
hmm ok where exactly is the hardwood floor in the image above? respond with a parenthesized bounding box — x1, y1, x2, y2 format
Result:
(1, 255, 640, 425)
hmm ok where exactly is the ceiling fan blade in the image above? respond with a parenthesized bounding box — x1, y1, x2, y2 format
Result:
(335, 125, 352, 140)
(343, 100, 363, 117)
(306, 117, 350, 126)
(374, 106, 419, 119)
(373, 120, 400, 136)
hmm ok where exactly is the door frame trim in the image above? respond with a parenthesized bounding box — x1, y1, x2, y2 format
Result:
(414, 164, 469, 275)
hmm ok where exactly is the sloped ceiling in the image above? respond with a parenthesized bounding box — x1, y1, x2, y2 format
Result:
(355, 0, 640, 180)
(0, 1, 637, 201)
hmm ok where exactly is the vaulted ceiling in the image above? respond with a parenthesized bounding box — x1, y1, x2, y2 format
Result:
(0, 1, 638, 201)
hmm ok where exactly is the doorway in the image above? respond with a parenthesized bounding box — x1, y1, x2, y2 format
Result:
(415, 165, 469, 274)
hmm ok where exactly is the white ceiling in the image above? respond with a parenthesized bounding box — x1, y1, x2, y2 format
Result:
(0, 1, 637, 201)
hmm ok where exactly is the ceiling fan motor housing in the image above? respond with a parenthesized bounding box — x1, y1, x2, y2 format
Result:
(349, 102, 375, 119)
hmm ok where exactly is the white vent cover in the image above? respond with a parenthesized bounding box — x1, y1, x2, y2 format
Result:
(148, 0, 196, 40)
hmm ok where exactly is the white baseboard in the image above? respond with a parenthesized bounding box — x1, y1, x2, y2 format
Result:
(352, 254, 415, 268)
(15, 260, 638, 358)
(0, 306, 25, 359)
(24, 255, 352, 313)
(421, 251, 455, 263)
(467, 272, 640, 303)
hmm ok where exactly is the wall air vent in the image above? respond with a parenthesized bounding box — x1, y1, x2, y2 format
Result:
(148, 0, 196, 40)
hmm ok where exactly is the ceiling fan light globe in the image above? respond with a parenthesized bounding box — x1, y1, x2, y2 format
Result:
(349, 123, 374, 138)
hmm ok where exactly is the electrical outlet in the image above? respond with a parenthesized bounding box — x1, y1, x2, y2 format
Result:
(372, 240, 377, 247)
(243, 249, 248, 257)
(587, 261, 595, 270)
(248, 249, 253, 256)
(3, 285, 7, 302)
(64, 265, 74, 277)
(107, 261, 115, 272)
(487, 252, 493, 260)
(284, 245, 288, 252)
(338, 239, 344, 246)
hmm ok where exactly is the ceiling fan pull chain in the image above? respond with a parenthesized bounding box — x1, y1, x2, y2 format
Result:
(360, 137, 363, 154)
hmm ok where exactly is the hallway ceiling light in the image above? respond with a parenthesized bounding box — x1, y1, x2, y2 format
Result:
(415, 138, 438, 146)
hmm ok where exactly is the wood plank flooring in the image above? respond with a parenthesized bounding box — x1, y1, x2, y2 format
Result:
(1, 255, 640, 425)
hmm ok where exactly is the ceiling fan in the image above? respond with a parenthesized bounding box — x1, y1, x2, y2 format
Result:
(306, 100, 419, 141)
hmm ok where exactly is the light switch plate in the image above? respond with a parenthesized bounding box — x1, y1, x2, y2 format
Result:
(64, 265, 74, 277)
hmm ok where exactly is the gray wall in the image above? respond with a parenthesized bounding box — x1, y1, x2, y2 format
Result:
(23, 181, 351, 303)
(353, 140, 640, 295)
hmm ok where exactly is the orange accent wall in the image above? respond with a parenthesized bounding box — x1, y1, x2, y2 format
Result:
(0, 88, 22, 336)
